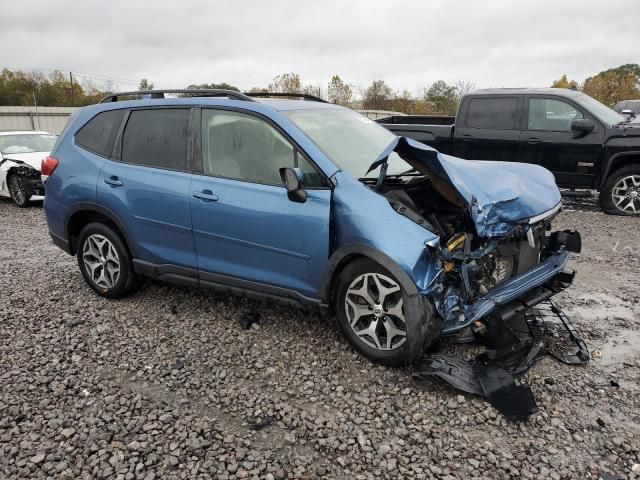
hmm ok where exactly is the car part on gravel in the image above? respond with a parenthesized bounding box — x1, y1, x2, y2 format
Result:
(238, 311, 260, 330)
(412, 300, 588, 419)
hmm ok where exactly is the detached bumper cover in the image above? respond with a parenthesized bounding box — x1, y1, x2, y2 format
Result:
(442, 250, 573, 334)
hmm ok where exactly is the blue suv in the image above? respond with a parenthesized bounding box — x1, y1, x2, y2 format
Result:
(43, 89, 580, 366)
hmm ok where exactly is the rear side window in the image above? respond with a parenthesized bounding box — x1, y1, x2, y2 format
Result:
(75, 109, 125, 157)
(465, 97, 518, 129)
(122, 109, 190, 171)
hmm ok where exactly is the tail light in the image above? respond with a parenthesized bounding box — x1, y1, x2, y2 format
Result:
(41, 156, 59, 183)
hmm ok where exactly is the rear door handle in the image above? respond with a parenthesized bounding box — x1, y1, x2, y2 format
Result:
(104, 175, 123, 187)
(459, 134, 473, 142)
(193, 190, 219, 202)
(527, 137, 541, 144)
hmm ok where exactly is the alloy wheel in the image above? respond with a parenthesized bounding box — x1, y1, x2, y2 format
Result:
(82, 234, 121, 289)
(8, 175, 26, 205)
(344, 272, 406, 351)
(611, 174, 640, 214)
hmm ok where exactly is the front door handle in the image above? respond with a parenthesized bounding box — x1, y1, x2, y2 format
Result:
(527, 137, 541, 144)
(104, 175, 123, 187)
(193, 190, 219, 202)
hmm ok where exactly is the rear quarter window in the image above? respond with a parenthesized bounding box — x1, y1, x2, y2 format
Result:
(465, 97, 519, 130)
(121, 109, 190, 171)
(75, 109, 125, 157)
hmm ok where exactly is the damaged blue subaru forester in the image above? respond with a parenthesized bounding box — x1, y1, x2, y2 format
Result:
(43, 90, 580, 366)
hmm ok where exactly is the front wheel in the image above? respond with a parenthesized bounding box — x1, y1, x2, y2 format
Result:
(335, 259, 441, 366)
(599, 165, 640, 216)
(7, 174, 31, 207)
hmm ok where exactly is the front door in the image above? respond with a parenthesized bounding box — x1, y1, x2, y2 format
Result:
(189, 108, 331, 300)
(519, 96, 604, 187)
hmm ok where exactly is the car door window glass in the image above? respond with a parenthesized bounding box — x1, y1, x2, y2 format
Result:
(528, 98, 584, 131)
(202, 110, 324, 187)
(122, 109, 190, 171)
(76, 109, 125, 157)
(466, 97, 518, 129)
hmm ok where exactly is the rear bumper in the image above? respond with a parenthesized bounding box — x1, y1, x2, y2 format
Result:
(443, 250, 573, 334)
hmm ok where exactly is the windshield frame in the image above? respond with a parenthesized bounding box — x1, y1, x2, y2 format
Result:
(573, 92, 626, 126)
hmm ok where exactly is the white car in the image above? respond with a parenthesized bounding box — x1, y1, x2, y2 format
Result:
(0, 130, 57, 207)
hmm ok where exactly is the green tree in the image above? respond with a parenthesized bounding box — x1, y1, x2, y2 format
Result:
(327, 75, 352, 105)
(424, 80, 458, 115)
(187, 82, 239, 91)
(138, 78, 154, 90)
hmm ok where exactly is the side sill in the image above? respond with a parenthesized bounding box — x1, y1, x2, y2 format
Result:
(132, 259, 328, 314)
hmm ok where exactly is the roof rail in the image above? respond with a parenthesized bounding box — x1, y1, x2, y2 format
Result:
(99, 89, 255, 103)
(244, 92, 328, 103)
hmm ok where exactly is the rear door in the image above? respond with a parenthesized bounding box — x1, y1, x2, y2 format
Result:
(519, 96, 604, 187)
(97, 107, 198, 271)
(189, 108, 331, 300)
(453, 96, 522, 161)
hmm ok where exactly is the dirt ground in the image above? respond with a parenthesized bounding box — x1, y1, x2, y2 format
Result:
(0, 194, 639, 479)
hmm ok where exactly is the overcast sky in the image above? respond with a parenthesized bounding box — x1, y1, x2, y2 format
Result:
(2, 0, 638, 95)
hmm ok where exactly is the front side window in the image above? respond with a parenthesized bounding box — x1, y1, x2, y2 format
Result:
(0, 133, 57, 155)
(528, 98, 584, 131)
(466, 97, 519, 129)
(201, 110, 323, 187)
(122, 109, 190, 171)
(76, 109, 125, 157)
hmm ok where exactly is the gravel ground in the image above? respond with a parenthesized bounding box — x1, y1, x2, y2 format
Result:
(1, 195, 639, 480)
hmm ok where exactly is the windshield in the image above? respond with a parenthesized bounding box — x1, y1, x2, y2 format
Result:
(0, 133, 57, 155)
(574, 93, 626, 126)
(285, 109, 412, 179)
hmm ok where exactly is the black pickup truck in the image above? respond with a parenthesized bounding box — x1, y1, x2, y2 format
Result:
(379, 88, 640, 216)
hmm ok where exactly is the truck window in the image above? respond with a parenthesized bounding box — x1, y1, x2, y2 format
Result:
(528, 98, 584, 131)
(465, 97, 518, 130)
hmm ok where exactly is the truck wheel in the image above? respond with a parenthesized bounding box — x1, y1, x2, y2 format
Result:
(599, 165, 640, 216)
(335, 258, 441, 366)
(7, 174, 32, 208)
(76, 222, 138, 298)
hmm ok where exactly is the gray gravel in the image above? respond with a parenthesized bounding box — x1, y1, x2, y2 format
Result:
(1, 195, 639, 479)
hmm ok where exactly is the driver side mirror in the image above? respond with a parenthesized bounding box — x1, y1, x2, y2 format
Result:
(279, 167, 307, 203)
(571, 118, 595, 137)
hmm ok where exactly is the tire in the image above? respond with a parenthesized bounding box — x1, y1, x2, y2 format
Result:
(76, 222, 138, 298)
(335, 258, 441, 367)
(599, 164, 640, 216)
(7, 174, 32, 208)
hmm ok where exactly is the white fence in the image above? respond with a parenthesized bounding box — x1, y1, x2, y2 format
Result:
(0, 106, 80, 135)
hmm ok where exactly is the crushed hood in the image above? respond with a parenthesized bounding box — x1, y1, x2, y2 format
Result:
(370, 137, 561, 237)
(0, 151, 46, 171)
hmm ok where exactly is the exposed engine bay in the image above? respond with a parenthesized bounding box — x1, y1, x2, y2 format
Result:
(370, 174, 580, 326)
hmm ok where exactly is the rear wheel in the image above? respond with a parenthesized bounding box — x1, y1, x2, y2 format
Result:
(76, 222, 138, 298)
(7, 174, 31, 207)
(599, 165, 640, 216)
(335, 259, 440, 366)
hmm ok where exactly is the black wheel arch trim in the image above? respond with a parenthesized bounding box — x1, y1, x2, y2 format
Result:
(321, 244, 420, 304)
(598, 151, 640, 189)
(65, 202, 137, 257)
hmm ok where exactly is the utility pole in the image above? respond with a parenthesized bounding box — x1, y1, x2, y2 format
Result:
(69, 72, 75, 105)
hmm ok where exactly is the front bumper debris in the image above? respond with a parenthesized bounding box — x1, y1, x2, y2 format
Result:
(413, 299, 588, 420)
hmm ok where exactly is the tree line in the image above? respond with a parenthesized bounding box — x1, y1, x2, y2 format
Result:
(1, 64, 638, 114)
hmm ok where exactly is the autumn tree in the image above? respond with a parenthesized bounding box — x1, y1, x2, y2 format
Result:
(551, 74, 579, 89)
(327, 75, 352, 105)
(581, 64, 640, 106)
(268, 73, 302, 93)
(362, 80, 393, 110)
